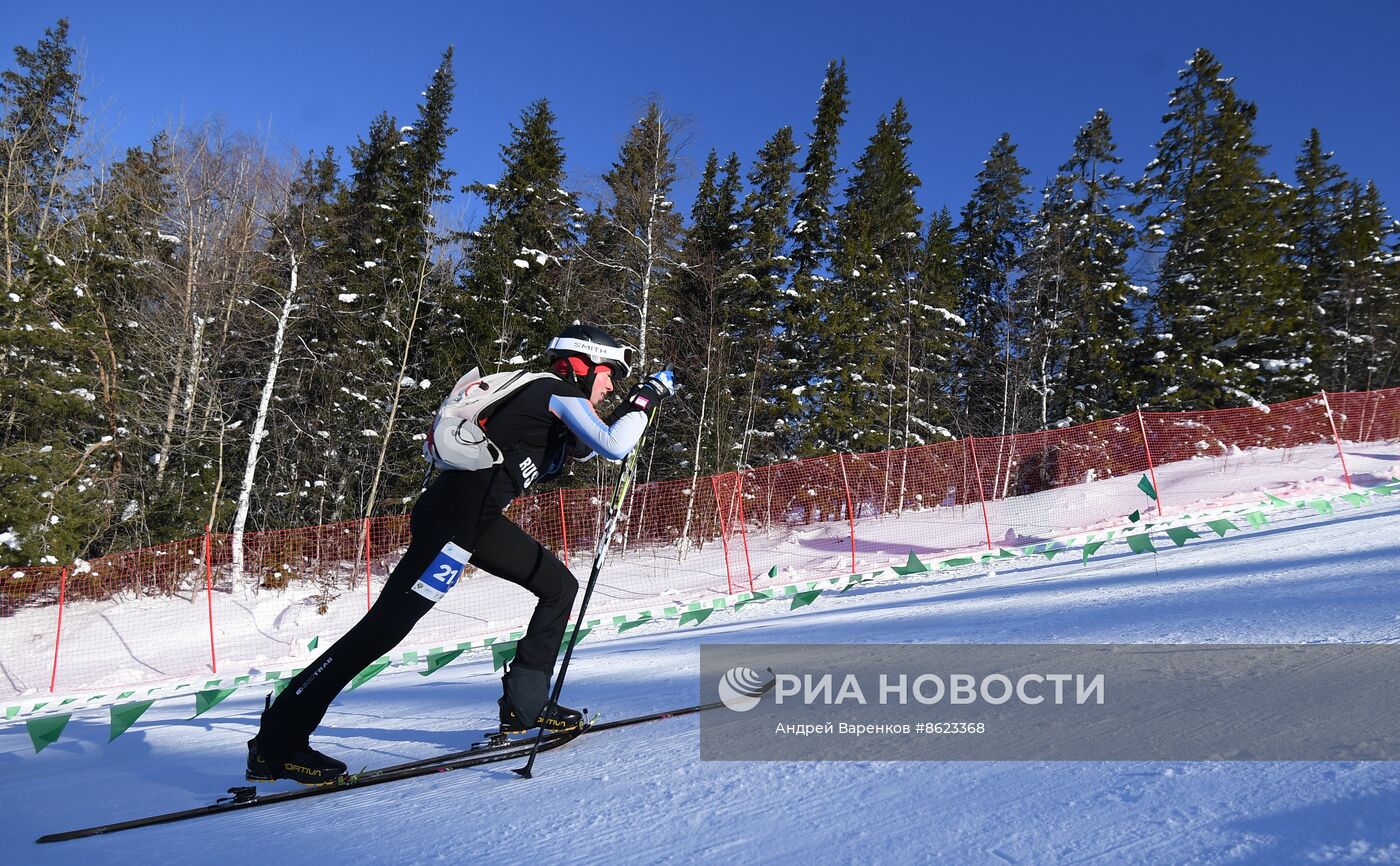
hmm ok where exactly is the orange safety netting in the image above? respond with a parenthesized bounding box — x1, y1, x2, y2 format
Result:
(4, 386, 1397, 699)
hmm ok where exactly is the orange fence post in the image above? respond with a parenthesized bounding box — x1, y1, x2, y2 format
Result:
(205, 525, 217, 673)
(49, 565, 68, 693)
(1320, 392, 1354, 490)
(710, 475, 735, 594)
(364, 517, 373, 611)
(965, 438, 994, 551)
(1136, 408, 1165, 515)
(558, 488, 570, 568)
(735, 472, 755, 591)
(837, 454, 858, 573)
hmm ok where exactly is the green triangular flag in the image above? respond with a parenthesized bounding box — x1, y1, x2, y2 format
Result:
(1041, 543, 1065, 561)
(1341, 492, 1368, 508)
(766, 565, 778, 579)
(790, 590, 822, 611)
(679, 608, 715, 627)
(1081, 540, 1106, 564)
(1165, 526, 1201, 548)
(307, 636, 319, 651)
(1137, 474, 1158, 500)
(1128, 510, 1141, 523)
(1206, 519, 1237, 537)
(193, 688, 237, 718)
(491, 642, 518, 671)
(997, 548, 1017, 559)
(941, 556, 976, 569)
(1126, 534, 1156, 555)
(1308, 499, 1334, 516)
(1246, 511, 1268, 529)
(110, 700, 155, 742)
(734, 591, 772, 611)
(892, 552, 928, 575)
(840, 576, 868, 592)
(27, 714, 70, 753)
(1371, 483, 1395, 496)
(1265, 492, 1292, 508)
(349, 658, 391, 690)
(558, 627, 592, 655)
(421, 648, 465, 676)
(5, 705, 18, 720)
(271, 678, 290, 698)
(617, 614, 653, 633)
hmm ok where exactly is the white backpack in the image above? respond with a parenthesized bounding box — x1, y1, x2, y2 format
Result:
(423, 368, 557, 471)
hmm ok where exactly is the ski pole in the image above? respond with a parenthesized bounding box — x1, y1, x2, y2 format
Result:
(514, 425, 650, 778)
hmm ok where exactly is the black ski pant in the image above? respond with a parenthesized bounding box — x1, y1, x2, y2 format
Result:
(255, 467, 578, 760)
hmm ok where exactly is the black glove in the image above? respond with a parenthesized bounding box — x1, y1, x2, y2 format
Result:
(612, 367, 678, 423)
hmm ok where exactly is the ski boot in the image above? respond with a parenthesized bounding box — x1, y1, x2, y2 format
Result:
(246, 738, 348, 786)
(498, 696, 586, 734)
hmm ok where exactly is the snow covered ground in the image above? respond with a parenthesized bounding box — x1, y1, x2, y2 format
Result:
(6, 493, 1400, 864)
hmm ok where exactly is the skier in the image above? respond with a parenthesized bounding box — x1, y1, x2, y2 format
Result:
(247, 324, 677, 784)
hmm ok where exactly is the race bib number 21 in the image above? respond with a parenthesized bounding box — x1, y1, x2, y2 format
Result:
(412, 541, 470, 602)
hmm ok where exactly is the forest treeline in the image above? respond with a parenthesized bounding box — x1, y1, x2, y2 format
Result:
(1, 20, 1395, 566)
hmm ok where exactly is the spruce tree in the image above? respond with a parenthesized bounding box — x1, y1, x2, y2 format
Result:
(824, 99, 922, 452)
(0, 18, 104, 565)
(1327, 181, 1397, 390)
(955, 133, 1030, 433)
(1135, 48, 1307, 408)
(735, 126, 798, 466)
(370, 48, 458, 515)
(579, 101, 683, 371)
(453, 98, 578, 373)
(666, 150, 746, 479)
(316, 50, 457, 518)
(1017, 110, 1139, 426)
(1289, 129, 1348, 365)
(314, 113, 405, 518)
(775, 60, 848, 455)
(908, 208, 963, 443)
(0, 18, 84, 291)
(70, 136, 179, 548)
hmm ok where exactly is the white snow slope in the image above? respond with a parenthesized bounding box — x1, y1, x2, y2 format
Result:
(5, 497, 1400, 865)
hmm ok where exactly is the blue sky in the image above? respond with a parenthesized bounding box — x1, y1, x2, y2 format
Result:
(9, 1, 1398, 224)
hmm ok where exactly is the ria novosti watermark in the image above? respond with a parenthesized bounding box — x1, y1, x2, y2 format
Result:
(700, 644, 1400, 761)
(765, 670, 1105, 707)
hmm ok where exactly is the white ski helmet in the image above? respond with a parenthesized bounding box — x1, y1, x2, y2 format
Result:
(546, 324, 635, 391)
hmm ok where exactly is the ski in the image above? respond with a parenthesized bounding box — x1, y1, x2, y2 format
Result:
(337, 709, 600, 783)
(36, 693, 749, 843)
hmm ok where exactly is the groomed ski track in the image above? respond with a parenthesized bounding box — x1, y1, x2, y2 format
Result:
(6, 497, 1400, 864)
